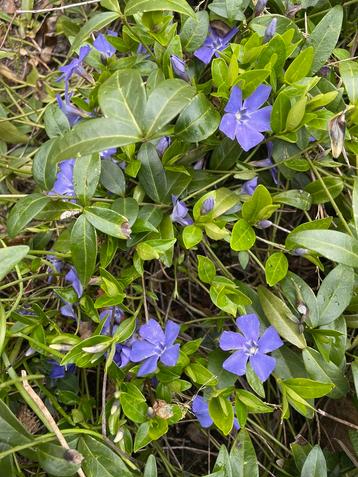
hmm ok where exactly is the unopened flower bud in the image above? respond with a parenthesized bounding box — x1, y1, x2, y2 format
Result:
(170, 55, 189, 81)
(50, 344, 73, 352)
(292, 248, 308, 256)
(111, 400, 120, 415)
(329, 112, 346, 158)
(255, 0, 267, 16)
(64, 449, 84, 465)
(147, 406, 155, 418)
(200, 197, 215, 215)
(264, 18, 277, 43)
(114, 428, 124, 443)
(120, 222, 132, 239)
(257, 219, 272, 229)
(82, 343, 109, 353)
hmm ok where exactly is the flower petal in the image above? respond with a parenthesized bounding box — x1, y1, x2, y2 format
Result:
(236, 314, 260, 341)
(222, 350, 248, 376)
(160, 344, 180, 366)
(225, 86, 242, 113)
(219, 113, 237, 140)
(137, 355, 159, 376)
(192, 396, 213, 428)
(165, 320, 180, 345)
(243, 84, 271, 111)
(223, 27, 239, 44)
(139, 319, 165, 344)
(235, 123, 264, 151)
(194, 45, 214, 64)
(249, 106, 272, 132)
(130, 340, 157, 362)
(258, 326, 283, 353)
(219, 331, 246, 351)
(250, 352, 276, 382)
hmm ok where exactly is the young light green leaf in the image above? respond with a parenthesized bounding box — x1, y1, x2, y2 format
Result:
(258, 286, 307, 348)
(7, 194, 51, 238)
(73, 154, 101, 205)
(71, 215, 97, 287)
(230, 219, 256, 252)
(197, 255, 216, 284)
(284, 47, 314, 84)
(283, 378, 334, 399)
(182, 224, 203, 249)
(0, 246, 29, 282)
(209, 396, 234, 435)
(265, 252, 288, 287)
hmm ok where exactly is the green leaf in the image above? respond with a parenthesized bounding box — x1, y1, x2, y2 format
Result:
(32, 138, 58, 190)
(289, 230, 358, 268)
(121, 393, 148, 423)
(271, 92, 291, 133)
(143, 79, 195, 137)
(301, 446, 327, 477)
(134, 423, 151, 452)
(302, 347, 349, 398)
(84, 206, 130, 239)
(0, 121, 28, 144)
(236, 390, 272, 414)
(124, 0, 195, 17)
(174, 93, 220, 142)
(70, 12, 120, 53)
(144, 455, 157, 477)
(71, 215, 97, 288)
(339, 60, 358, 105)
(242, 185, 276, 224)
(0, 399, 33, 447)
(180, 10, 209, 52)
(100, 160, 126, 196)
(304, 177, 343, 204)
(273, 189, 312, 211)
(353, 177, 358, 235)
(230, 219, 256, 252)
(137, 143, 167, 203)
(316, 264, 354, 326)
(73, 154, 101, 205)
(183, 224, 203, 249)
(265, 252, 288, 286)
(209, 396, 234, 435)
(98, 69, 146, 136)
(0, 246, 29, 282)
(185, 362, 217, 386)
(209, 0, 245, 21)
(51, 118, 141, 163)
(197, 255, 216, 284)
(284, 47, 314, 84)
(112, 197, 138, 226)
(44, 103, 70, 138)
(78, 435, 132, 477)
(283, 378, 334, 399)
(286, 96, 307, 131)
(258, 286, 307, 348)
(37, 443, 81, 476)
(229, 429, 259, 477)
(308, 5, 343, 74)
(7, 193, 51, 237)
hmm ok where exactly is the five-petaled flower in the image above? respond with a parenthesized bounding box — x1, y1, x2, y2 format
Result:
(170, 196, 193, 226)
(57, 45, 91, 95)
(219, 85, 272, 152)
(219, 313, 283, 382)
(194, 27, 238, 65)
(130, 319, 180, 376)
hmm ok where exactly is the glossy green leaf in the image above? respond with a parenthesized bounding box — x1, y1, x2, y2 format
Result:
(309, 5, 343, 74)
(284, 47, 314, 84)
(283, 378, 334, 399)
(121, 393, 148, 423)
(258, 286, 307, 348)
(100, 159, 126, 196)
(209, 396, 234, 435)
(125, 0, 195, 17)
(236, 390, 272, 414)
(7, 193, 51, 238)
(230, 219, 256, 251)
(37, 443, 81, 476)
(143, 79, 195, 137)
(137, 143, 167, 203)
(144, 455, 157, 477)
(229, 429, 259, 477)
(32, 138, 58, 190)
(175, 93, 220, 142)
(70, 12, 120, 53)
(197, 255, 216, 283)
(180, 10, 209, 52)
(112, 197, 139, 226)
(71, 215, 97, 287)
(273, 189, 312, 211)
(271, 92, 291, 133)
(209, 0, 245, 21)
(73, 154, 101, 205)
(304, 177, 343, 204)
(182, 224, 203, 249)
(0, 246, 29, 282)
(265, 252, 288, 286)
(98, 69, 146, 136)
(339, 60, 358, 105)
(289, 230, 358, 268)
(301, 446, 327, 477)
(84, 206, 130, 239)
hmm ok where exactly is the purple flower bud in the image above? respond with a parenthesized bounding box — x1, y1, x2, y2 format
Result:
(264, 18, 277, 43)
(193, 158, 205, 170)
(255, 0, 267, 15)
(170, 55, 189, 81)
(156, 137, 171, 157)
(257, 219, 272, 229)
(170, 196, 193, 226)
(292, 248, 308, 256)
(121, 222, 132, 239)
(200, 196, 215, 215)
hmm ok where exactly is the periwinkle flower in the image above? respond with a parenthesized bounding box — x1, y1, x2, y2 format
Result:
(194, 26, 239, 65)
(130, 319, 180, 376)
(47, 255, 63, 277)
(200, 197, 215, 215)
(100, 148, 117, 159)
(170, 55, 189, 81)
(264, 18, 277, 43)
(93, 31, 117, 58)
(156, 137, 171, 157)
(170, 196, 193, 226)
(48, 360, 75, 379)
(65, 266, 83, 298)
(60, 302, 76, 319)
(49, 159, 75, 198)
(292, 247, 308, 256)
(219, 314, 283, 382)
(257, 219, 272, 229)
(219, 85, 272, 151)
(241, 177, 258, 195)
(255, 0, 267, 15)
(57, 45, 91, 95)
(99, 307, 133, 368)
(56, 93, 85, 126)
(192, 395, 240, 430)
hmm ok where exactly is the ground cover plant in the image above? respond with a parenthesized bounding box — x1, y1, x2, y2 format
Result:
(0, 0, 358, 475)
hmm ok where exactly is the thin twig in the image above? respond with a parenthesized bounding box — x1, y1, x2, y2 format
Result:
(21, 370, 87, 477)
(17, 0, 100, 14)
(316, 408, 358, 430)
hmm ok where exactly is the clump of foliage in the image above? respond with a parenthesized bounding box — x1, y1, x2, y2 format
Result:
(0, 0, 358, 476)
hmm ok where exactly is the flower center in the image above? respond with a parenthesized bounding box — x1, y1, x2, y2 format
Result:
(245, 340, 259, 356)
(235, 108, 249, 122)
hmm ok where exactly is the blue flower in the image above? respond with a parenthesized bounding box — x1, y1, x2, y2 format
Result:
(219, 85, 272, 151)
(194, 27, 238, 65)
(49, 159, 75, 198)
(264, 18, 277, 43)
(200, 197, 215, 215)
(65, 266, 83, 298)
(130, 319, 180, 376)
(156, 137, 171, 157)
(48, 360, 75, 379)
(170, 196, 193, 226)
(99, 307, 133, 368)
(241, 177, 258, 195)
(93, 31, 117, 58)
(192, 395, 240, 430)
(57, 45, 91, 95)
(219, 314, 283, 382)
(56, 93, 85, 126)
(170, 55, 189, 81)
